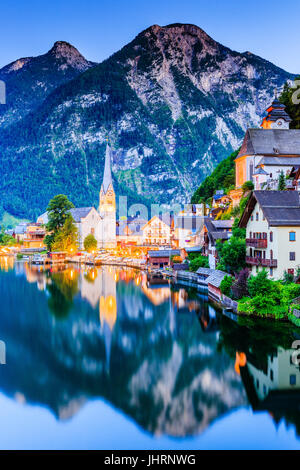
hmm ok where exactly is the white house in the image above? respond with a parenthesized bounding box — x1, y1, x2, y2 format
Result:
(239, 190, 300, 279)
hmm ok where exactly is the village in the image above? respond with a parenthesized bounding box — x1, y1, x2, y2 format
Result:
(1, 95, 300, 323)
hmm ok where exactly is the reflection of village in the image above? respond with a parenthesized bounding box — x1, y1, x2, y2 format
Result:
(14, 261, 214, 364)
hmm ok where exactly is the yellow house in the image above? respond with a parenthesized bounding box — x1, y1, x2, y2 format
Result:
(142, 215, 172, 246)
(239, 191, 300, 280)
(23, 224, 46, 249)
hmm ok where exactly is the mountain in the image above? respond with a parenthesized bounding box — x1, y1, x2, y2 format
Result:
(0, 41, 95, 127)
(0, 24, 296, 218)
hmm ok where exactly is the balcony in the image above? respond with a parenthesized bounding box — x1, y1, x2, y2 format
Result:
(246, 256, 277, 268)
(246, 238, 267, 249)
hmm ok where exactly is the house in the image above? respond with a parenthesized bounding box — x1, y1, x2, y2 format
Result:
(199, 218, 233, 269)
(239, 190, 300, 280)
(142, 215, 172, 246)
(235, 96, 300, 188)
(13, 223, 28, 242)
(147, 249, 186, 269)
(196, 267, 228, 301)
(174, 214, 205, 248)
(117, 216, 147, 246)
(23, 223, 46, 249)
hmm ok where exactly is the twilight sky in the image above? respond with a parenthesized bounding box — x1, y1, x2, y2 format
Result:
(0, 0, 299, 73)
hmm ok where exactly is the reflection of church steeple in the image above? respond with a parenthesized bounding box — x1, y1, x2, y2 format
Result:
(99, 267, 117, 372)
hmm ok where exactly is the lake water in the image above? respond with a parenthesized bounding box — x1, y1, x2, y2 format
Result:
(0, 257, 300, 450)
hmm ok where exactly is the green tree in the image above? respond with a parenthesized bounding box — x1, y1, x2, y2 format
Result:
(280, 78, 300, 129)
(46, 194, 74, 233)
(84, 233, 98, 252)
(242, 181, 254, 192)
(45, 194, 74, 250)
(220, 275, 233, 297)
(278, 171, 286, 190)
(189, 255, 209, 272)
(52, 216, 78, 252)
(216, 237, 246, 274)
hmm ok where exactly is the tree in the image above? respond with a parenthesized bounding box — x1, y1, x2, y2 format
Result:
(46, 195, 74, 233)
(220, 275, 233, 297)
(242, 181, 254, 192)
(189, 255, 209, 272)
(52, 216, 78, 252)
(278, 171, 286, 190)
(216, 237, 246, 274)
(84, 233, 98, 252)
(45, 194, 75, 250)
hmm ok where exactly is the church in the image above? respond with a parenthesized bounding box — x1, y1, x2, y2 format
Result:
(235, 95, 300, 189)
(38, 143, 117, 250)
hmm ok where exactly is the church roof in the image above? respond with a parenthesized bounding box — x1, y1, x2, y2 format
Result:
(70, 207, 95, 222)
(256, 156, 300, 167)
(101, 143, 113, 194)
(253, 167, 269, 176)
(262, 98, 292, 125)
(237, 129, 300, 159)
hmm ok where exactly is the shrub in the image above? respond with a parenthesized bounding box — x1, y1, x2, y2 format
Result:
(220, 275, 233, 297)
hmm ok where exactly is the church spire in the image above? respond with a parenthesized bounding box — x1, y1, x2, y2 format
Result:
(102, 142, 113, 194)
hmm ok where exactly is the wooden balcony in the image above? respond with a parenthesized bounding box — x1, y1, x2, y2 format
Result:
(246, 256, 277, 268)
(246, 238, 267, 248)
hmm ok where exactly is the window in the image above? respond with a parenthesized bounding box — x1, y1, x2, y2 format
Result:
(290, 252, 296, 261)
(270, 232, 273, 242)
(270, 267, 273, 276)
(256, 212, 259, 221)
(290, 374, 296, 386)
(91, 228, 95, 235)
(290, 232, 296, 242)
(251, 215, 254, 221)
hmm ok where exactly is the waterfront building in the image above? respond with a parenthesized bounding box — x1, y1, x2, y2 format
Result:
(235, 96, 300, 188)
(142, 215, 172, 246)
(147, 249, 186, 269)
(22, 223, 46, 249)
(117, 216, 147, 246)
(197, 218, 233, 269)
(239, 190, 300, 279)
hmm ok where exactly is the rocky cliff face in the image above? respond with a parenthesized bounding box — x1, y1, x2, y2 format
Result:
(0, 24, 295, 217)
(0, 41, 95, 127)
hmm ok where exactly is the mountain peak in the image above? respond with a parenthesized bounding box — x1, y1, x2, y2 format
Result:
(48, 41, 92, 71)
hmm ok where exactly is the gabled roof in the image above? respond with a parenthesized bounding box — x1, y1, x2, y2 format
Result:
(148, 249, 181, 258)
(239, 190, 300, 227)
(256, 156, 300, 167)
(237, 129, 300, 159)
(70, 207, 95, 222)
(253, 167, 269, 176)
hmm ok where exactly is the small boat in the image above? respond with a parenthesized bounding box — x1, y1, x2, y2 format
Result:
(32, 255, 44, 265)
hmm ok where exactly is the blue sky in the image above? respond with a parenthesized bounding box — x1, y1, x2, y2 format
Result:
(1, 0, 300, 73)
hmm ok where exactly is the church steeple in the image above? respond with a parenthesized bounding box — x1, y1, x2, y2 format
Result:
(99, 142, 115, 213)
(102, 142, 113, 194)
(261, 91, 292, 129)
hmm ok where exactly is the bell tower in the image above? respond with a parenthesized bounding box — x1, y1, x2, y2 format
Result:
(99, 143, 116, 248)
(261, 90, 292, 129)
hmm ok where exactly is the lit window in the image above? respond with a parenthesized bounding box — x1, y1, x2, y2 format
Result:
(290, 232, 296, 242)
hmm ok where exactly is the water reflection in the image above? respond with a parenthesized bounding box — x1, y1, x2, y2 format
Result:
(0, 260, 300, 447)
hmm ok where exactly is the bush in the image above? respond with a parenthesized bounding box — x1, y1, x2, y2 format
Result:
(84, 233, 98, 252)
(189, 255, 209, 272)
(242, 181, 254, 192)
(220, 275, 233, 297)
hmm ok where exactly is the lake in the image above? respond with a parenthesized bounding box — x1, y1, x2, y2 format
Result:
(0, 257, 300, 450)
